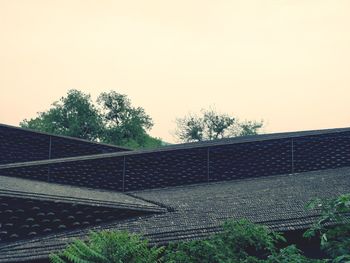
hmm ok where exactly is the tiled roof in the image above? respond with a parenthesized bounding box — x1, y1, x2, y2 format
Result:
(1, 125, 350, 262)
(1, 127, 350, 192)
(0, 124, 130, 165)
(3, 126, 350, 165)
(0, 176, 164, 212)
(0, 176, 165, 255)
(0, 167, 349, 262)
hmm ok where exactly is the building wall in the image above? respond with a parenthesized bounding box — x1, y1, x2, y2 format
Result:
(0, 125, 129, 164)
(1, 130, 350, 191)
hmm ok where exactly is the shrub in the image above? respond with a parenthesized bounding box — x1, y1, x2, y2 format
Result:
(265, 245, 325, 263)
(164, 219, 285, 263)
(304, 193, 350, 262)
(50, 230, 164, 263)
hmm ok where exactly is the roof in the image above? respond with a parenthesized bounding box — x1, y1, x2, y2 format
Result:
(0, 123, 131, 152)
(1, 126, 350, 192)
(0, 167, 349, 262)
(0, 123, 131, 165)
(2, 126, 350, 167)
(1, 126, 350, 262)
(0, 176, 164, 212)
(0, 176, 165, 259)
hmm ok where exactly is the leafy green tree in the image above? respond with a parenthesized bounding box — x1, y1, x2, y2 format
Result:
(50, 230, 164, 263)
(239, 120, 264, 136)
(175, 114, 205, 142)
(304, 193, 350, 262)
(265, 245, 324, 263)
(175, 109, 263, 142)
(21, 90, 102, 141)
(20, 89, 163, 149)
(97, 91, 158, 148)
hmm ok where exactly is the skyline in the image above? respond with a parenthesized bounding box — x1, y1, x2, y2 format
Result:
(1, 1, 349, 142)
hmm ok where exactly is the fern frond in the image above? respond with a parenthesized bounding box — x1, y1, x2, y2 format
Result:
(49, 253, 67, 263)
(63, 242, 94, 263)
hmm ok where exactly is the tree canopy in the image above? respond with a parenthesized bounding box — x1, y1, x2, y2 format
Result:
(20, 89, 162, 149)
(175, 109, 263, 142)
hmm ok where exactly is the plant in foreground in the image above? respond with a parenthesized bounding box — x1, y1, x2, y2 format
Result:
(50, 230, 164, 263)
(51, 192, 350, 263)
(164, 219, 285, 263)
(304, 193, 350, 263)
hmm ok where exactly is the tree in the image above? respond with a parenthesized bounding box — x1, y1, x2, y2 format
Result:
(304, 193, 350, 262)
(175, 109, 263, 142)
(21, 90, 102, 141)
(20, 89, 163, 149)
(97, 91, 156, 148)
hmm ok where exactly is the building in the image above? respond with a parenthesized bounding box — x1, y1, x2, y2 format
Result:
(0, 124, 350, 262)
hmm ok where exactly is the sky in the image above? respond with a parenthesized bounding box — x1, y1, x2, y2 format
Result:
(0, 0, 349, 143)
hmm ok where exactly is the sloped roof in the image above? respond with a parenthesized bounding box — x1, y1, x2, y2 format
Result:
(1, 167, 349, 262)
(2, 126, 350, 167)
(0, 123, 131, 152)
(0, 123, 131, 165)
(1, 126, 350, 193)
(0, 176, 164, 212)
(0, 176, 165, 259)
(1, 126, 350, 262)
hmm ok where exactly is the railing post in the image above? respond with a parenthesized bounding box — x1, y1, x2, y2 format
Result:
(207, 147, 210, 182)
(122, 156, 126, 192)
(48, 135, 52, 159)
(48, 135, 52, 182)
(291, 138, 294, 174)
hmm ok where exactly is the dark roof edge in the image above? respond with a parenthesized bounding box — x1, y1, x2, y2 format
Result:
(1, 126, 350, 170)
(0, 191, 165, 213)
(0, 123, 131, 151)
(0, 176, 165, 212)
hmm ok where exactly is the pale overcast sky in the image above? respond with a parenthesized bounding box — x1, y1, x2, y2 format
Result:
(0, 0, 349, 142)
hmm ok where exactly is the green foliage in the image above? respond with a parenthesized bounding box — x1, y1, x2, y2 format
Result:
(52, 220, 289, 263)
(21, 90, 103, 141)
(304, 193, 350, 262)
(164, 219, 285, 263)
(217, 219, 285, 260)
(164, 239, 224, 263)
(265, 245, 325, 263)
(20, 89, 163, 149)
(175, 108, 263, 142)
(239, 120, 264, 136)
(202, 109, 235, 141)
(97, 91, 162, 149)
(50, 230, 164, 263)
(176, 114, 205, 142)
